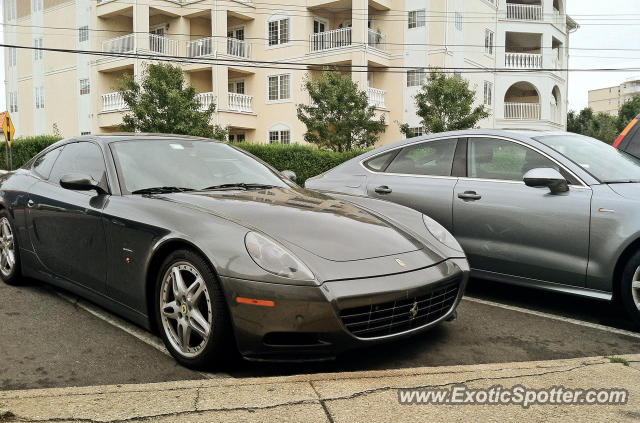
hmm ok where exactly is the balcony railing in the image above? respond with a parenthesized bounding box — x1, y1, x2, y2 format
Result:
(102, 91, 128, 112)
(227, 37, 251, 58)
(368, 29, 386, 51)
(228, 93, 253, 112)
(310, 27, 352, 52)
(367, 87, 386, 109)
(187, 37, 212, 58)
(504, 102, 541, 120)
(505, 52, 542, 69)
(506, 3, 543, 21)
(550, 103, 560, 123)
(195, 92, 215, 111)
(149, 34, 179, 56)
(102, 34, 134, 54)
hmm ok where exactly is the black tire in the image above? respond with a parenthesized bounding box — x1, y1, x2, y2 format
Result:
(619, 250, 640, 327)
(0, 210, 22, 286)
(154, 249, 234, 370)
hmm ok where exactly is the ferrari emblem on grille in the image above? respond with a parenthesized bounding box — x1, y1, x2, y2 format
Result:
(409, 301, 419, 319)
(395, 259, 407, 267)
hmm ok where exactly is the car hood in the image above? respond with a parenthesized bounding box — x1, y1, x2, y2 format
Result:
(159, 187, 426, 262)
(607, 183, 640, 200)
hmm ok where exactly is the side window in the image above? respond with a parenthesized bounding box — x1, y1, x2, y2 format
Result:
(363, 151, 396, 172)
(467, 138, 559, 182)
(32, 147, 62, 179)
(385, 139, 458, 176)
(48, 142, 107, 186)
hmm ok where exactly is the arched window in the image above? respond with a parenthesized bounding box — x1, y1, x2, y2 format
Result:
(267, 11, 291, 47)
(268, 123, 292, 144)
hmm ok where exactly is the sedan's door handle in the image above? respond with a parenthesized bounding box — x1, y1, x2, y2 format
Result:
(27, 199, 34, 208)
(458, 191, 482, 201)
(374, 186, 393, 195)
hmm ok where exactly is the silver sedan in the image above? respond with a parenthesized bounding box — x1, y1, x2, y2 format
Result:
(306, 130, 640, 326)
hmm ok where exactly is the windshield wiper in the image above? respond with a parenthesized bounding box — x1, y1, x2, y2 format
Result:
(201, 183, 276, 191)
(131, 186, 195, 195)
(602, 180, 640, 184)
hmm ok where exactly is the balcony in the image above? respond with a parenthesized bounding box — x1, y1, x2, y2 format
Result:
(195, 92, 215, 111)
(367, 87, 386, 109)
(102, 91, 128, 112)
(368, 29, 386, 51)
(310, 27, 352, 52)
(504, 102, 541, 120)
(228, 93, 253, 113)
(505, 52, 542, 69)
(506, 3, 543, 21)
(186, 37, 212, 58)
(102, 34, 134, 54)
(227, 38, 251, 58)
(149, 34, 179, 56)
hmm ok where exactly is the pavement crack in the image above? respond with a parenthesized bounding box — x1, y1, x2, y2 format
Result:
(309, 381, 335, 423)
(193, 388, 200, 411)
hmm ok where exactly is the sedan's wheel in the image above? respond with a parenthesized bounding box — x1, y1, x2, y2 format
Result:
(620, 251, 640, 327)
(0, 213, 21, 285)
(155, 249, 233, 369)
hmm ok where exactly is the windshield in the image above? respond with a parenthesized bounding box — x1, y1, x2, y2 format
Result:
(535, 134, 640, 183)
(111, 139, 288, 193)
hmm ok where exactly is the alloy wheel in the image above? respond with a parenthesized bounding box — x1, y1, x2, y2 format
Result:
(632, 266, 640, 311)
(159, 261, 213, 357)
(0, 217, 15, 278)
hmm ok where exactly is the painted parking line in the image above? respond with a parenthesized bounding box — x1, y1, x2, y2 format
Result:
(464, 296, 640, 340)
(55, 292, 232, 379)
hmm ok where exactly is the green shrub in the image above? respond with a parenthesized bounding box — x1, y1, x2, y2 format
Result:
(235, 142, 367, 185)
(0, 136, 364, 185)
(0, 135, 61, 170)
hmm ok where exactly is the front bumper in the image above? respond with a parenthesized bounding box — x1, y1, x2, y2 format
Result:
(219, 258, 469, 362)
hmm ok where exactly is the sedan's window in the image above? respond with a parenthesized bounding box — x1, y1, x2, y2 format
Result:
(363, 151, 396, 172)
(48, 142, 107, 185)
(32, 147, 62, 179)
(467, 138, 558, 182)
(385, 139, 457, 176)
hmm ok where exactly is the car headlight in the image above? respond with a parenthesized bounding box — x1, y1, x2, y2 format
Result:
(245, 232, 315, 281)
(422, 215, 464, 253)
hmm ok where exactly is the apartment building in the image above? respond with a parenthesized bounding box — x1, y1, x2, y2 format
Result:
(3, 0, 577, 144)
(588, 78, 640, 116)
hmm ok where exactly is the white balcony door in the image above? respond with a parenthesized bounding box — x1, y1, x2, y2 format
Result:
(227, 27, 245, 56)
(313, 19, 326, 34)
(228, 80, 245, 95)
(150, 25, 166, 54)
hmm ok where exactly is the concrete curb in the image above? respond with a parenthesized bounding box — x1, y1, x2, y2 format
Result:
(1, 354, 640, 422)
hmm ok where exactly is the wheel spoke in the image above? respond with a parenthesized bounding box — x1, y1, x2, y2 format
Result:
(188, 309, 210, 338)
(2, 222, 9, 239)
(632, 280, 640, 290)
(6, 250, 14, 269)
(186, 277, 205, 304)
(162, 301, 180, 320)
(178, 319, 192, 350)
(172, 267, 187, 299)
(0, 250, 7, 269)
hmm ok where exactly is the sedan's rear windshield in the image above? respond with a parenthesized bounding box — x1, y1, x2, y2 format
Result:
(535, 134, 640, 183)
(111, 139, 288, 193)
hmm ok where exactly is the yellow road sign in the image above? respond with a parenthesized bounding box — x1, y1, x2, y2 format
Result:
(1, 112, 15, 147)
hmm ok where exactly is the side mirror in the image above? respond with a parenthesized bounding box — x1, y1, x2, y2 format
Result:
(523, 168, 569, 195)
(60, 174, 106, 194)
(281, 170, 297, 183)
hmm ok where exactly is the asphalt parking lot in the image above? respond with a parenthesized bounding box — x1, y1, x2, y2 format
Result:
(1, 277, 639, 390)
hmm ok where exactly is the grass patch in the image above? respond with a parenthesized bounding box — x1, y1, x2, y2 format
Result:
(606, 356, 630, 366)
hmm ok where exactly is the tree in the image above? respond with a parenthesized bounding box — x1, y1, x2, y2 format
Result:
(116, 63, 227, 140)
(618, 96, 640, 132)
(584, 112, 619, 145)
(405, 71, 488, 135)
(297, 71, 385, 152)
(567, 107, 594, 134)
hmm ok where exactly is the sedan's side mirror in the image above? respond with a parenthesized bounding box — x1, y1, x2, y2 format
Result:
(523, 168, 569, 195)
(60, 174, 106, 194)
(281, 170, 297, 183)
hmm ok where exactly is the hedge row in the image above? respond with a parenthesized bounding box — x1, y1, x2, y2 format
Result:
(0, 136, 365, 185)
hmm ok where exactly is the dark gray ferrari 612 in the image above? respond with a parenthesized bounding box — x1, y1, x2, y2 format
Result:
(0, 134, 468, 368)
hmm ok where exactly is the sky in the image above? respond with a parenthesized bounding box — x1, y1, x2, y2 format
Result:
(0, 1, 638, 113)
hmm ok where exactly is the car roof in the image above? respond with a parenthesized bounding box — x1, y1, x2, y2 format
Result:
(59, 133, 219, 146)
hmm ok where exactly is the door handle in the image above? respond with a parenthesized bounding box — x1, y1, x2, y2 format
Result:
(458, 191, 482, 201)
(374, 186, 393, 195)
(27, 199, 34, 208)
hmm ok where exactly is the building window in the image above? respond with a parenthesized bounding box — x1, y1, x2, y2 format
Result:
(484, 81, 493, 107)
(407, 69, 426, 87)
(268, 74, 291, 101)
(81, 132, 91, 136)
(9, 92, 18, 113)
(33, 38, 44, 61)
(79, 79, 90, 95)
(484, 29, 494, 55)
(408, 127, 425, 138)
(31, 0, 43, 12)
(228, 133, 246, 143)
(269, 130, 291, 144)
(35, 87, 45, 109)
(268, 16, 290, 46)
(8, 48, 17, 67)
(455, 12, 463, 31)
(5, 0, 17, 21)
(408, 9, 426, 29)
(78, 26, 89, 43)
